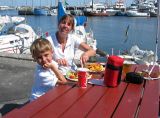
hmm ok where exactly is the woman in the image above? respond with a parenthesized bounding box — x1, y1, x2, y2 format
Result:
(47, 14, 96, 75)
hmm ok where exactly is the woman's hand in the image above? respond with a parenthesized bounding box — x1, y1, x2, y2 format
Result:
(79, 42, 96, 64)
(56, 58, 68, 66)
(80, 53, 89, 64)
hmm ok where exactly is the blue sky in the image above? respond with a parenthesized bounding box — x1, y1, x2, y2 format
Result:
(0, 0, 132, 7)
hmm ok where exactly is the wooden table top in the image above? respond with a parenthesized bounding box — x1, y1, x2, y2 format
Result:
(3, 64, 160, 118)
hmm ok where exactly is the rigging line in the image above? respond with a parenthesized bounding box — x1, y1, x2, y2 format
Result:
(124, 24, 130, 43)
(125, 25, 130, 37)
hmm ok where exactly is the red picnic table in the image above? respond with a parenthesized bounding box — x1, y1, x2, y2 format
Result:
(3, 64, 159, 118)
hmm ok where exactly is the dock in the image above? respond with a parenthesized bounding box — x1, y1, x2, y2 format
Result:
(0, 53, 36, 116)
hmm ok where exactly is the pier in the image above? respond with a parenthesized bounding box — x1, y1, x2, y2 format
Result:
(0, 53, 35, 116)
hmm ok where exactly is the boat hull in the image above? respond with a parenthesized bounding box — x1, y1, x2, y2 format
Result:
(150, 11, 157, 17)
(33, 8, 48, 16)
(126, 11, 150, 17)
(18, 10, 34, 15)
(84, 11, 109, 16)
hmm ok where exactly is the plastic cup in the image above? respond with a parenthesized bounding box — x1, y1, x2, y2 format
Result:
(123, 64, 131, 76)
(77, 68, 89, 88)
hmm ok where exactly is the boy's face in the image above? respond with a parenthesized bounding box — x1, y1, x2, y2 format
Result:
(34, 50, 53, 66)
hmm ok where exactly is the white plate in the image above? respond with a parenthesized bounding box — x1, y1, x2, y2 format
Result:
(144, 76, 160, 80)
(65, 71, 78, 82)
(65, 71, 92, 82)
(66, 77, 78, 81)
(85, 63, 105, 73)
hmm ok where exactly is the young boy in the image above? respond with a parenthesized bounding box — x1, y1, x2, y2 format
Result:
(29, 38, 67, 101)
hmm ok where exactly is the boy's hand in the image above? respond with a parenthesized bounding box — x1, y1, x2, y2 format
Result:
(43, 62, 67, 84)
(43, 63, 55, 69)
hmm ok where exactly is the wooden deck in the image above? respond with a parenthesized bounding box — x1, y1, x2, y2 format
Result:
(3, 64, 159, 118)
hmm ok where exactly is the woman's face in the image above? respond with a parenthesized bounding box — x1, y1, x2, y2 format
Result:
(58, 19, 73, 35)
(34, 50, 53, 66)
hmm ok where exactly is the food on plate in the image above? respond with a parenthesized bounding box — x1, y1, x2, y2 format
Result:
(150, 72, 160, 78)
(85, 63, 105, 72)
(66, 71, 92, 81)
(137, 71, 160, 78)
(67, 71, 78, 80)
(141, 71, 149, 77)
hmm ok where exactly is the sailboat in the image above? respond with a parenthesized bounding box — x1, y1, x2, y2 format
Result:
(0, 23, 38, 54)
(0, 15, 25, 35)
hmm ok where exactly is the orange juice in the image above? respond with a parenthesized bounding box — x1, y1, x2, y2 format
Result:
(123, 64, 131, 75)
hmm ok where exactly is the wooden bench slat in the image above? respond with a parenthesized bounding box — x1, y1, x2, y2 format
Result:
(3, 85, 73, 118)
(87, 82, 127, 118)
(113, 83, 143, 118)
(138, 80, 159, 118)
(60, 86, 107, 118)
(32, 85, 92, 118)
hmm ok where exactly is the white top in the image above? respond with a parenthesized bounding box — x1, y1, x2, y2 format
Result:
(47, 33, 83, 75)
(30, 60, 58, 101)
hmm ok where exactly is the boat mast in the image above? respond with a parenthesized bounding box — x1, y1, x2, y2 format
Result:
(92, 0, 93, 11)
(156, 0, 159, 62)
(40, 0, 41, 7)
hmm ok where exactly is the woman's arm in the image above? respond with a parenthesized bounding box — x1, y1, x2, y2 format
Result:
(79, 42, 96, 64)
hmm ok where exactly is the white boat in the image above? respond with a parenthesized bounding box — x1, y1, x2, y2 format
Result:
(49, 8, 57, 16)
(126, 9, 150, 17)
(0, 15, 25, 35)
(105, 8, 120, 16)
(113, 0, 126, 10)
(0, 6, 14, 10)
(138, 1, 156, 10)
(84, 1, 109, 16)
(0, 16, 25, 24)
(0, 24, 37, 54)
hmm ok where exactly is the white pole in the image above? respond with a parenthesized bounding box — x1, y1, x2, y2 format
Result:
(154, 0, 160, 63)
(148, 0, 160, 76)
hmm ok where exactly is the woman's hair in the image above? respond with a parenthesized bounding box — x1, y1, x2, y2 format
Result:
(30, 38, 52, 58)
(58, 14, 75, 31)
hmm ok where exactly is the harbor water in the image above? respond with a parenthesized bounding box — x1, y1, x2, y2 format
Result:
(1, 10, 159, 59)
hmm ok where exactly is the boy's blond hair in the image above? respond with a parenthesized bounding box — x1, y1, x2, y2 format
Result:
(30, 38, 52, 58)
